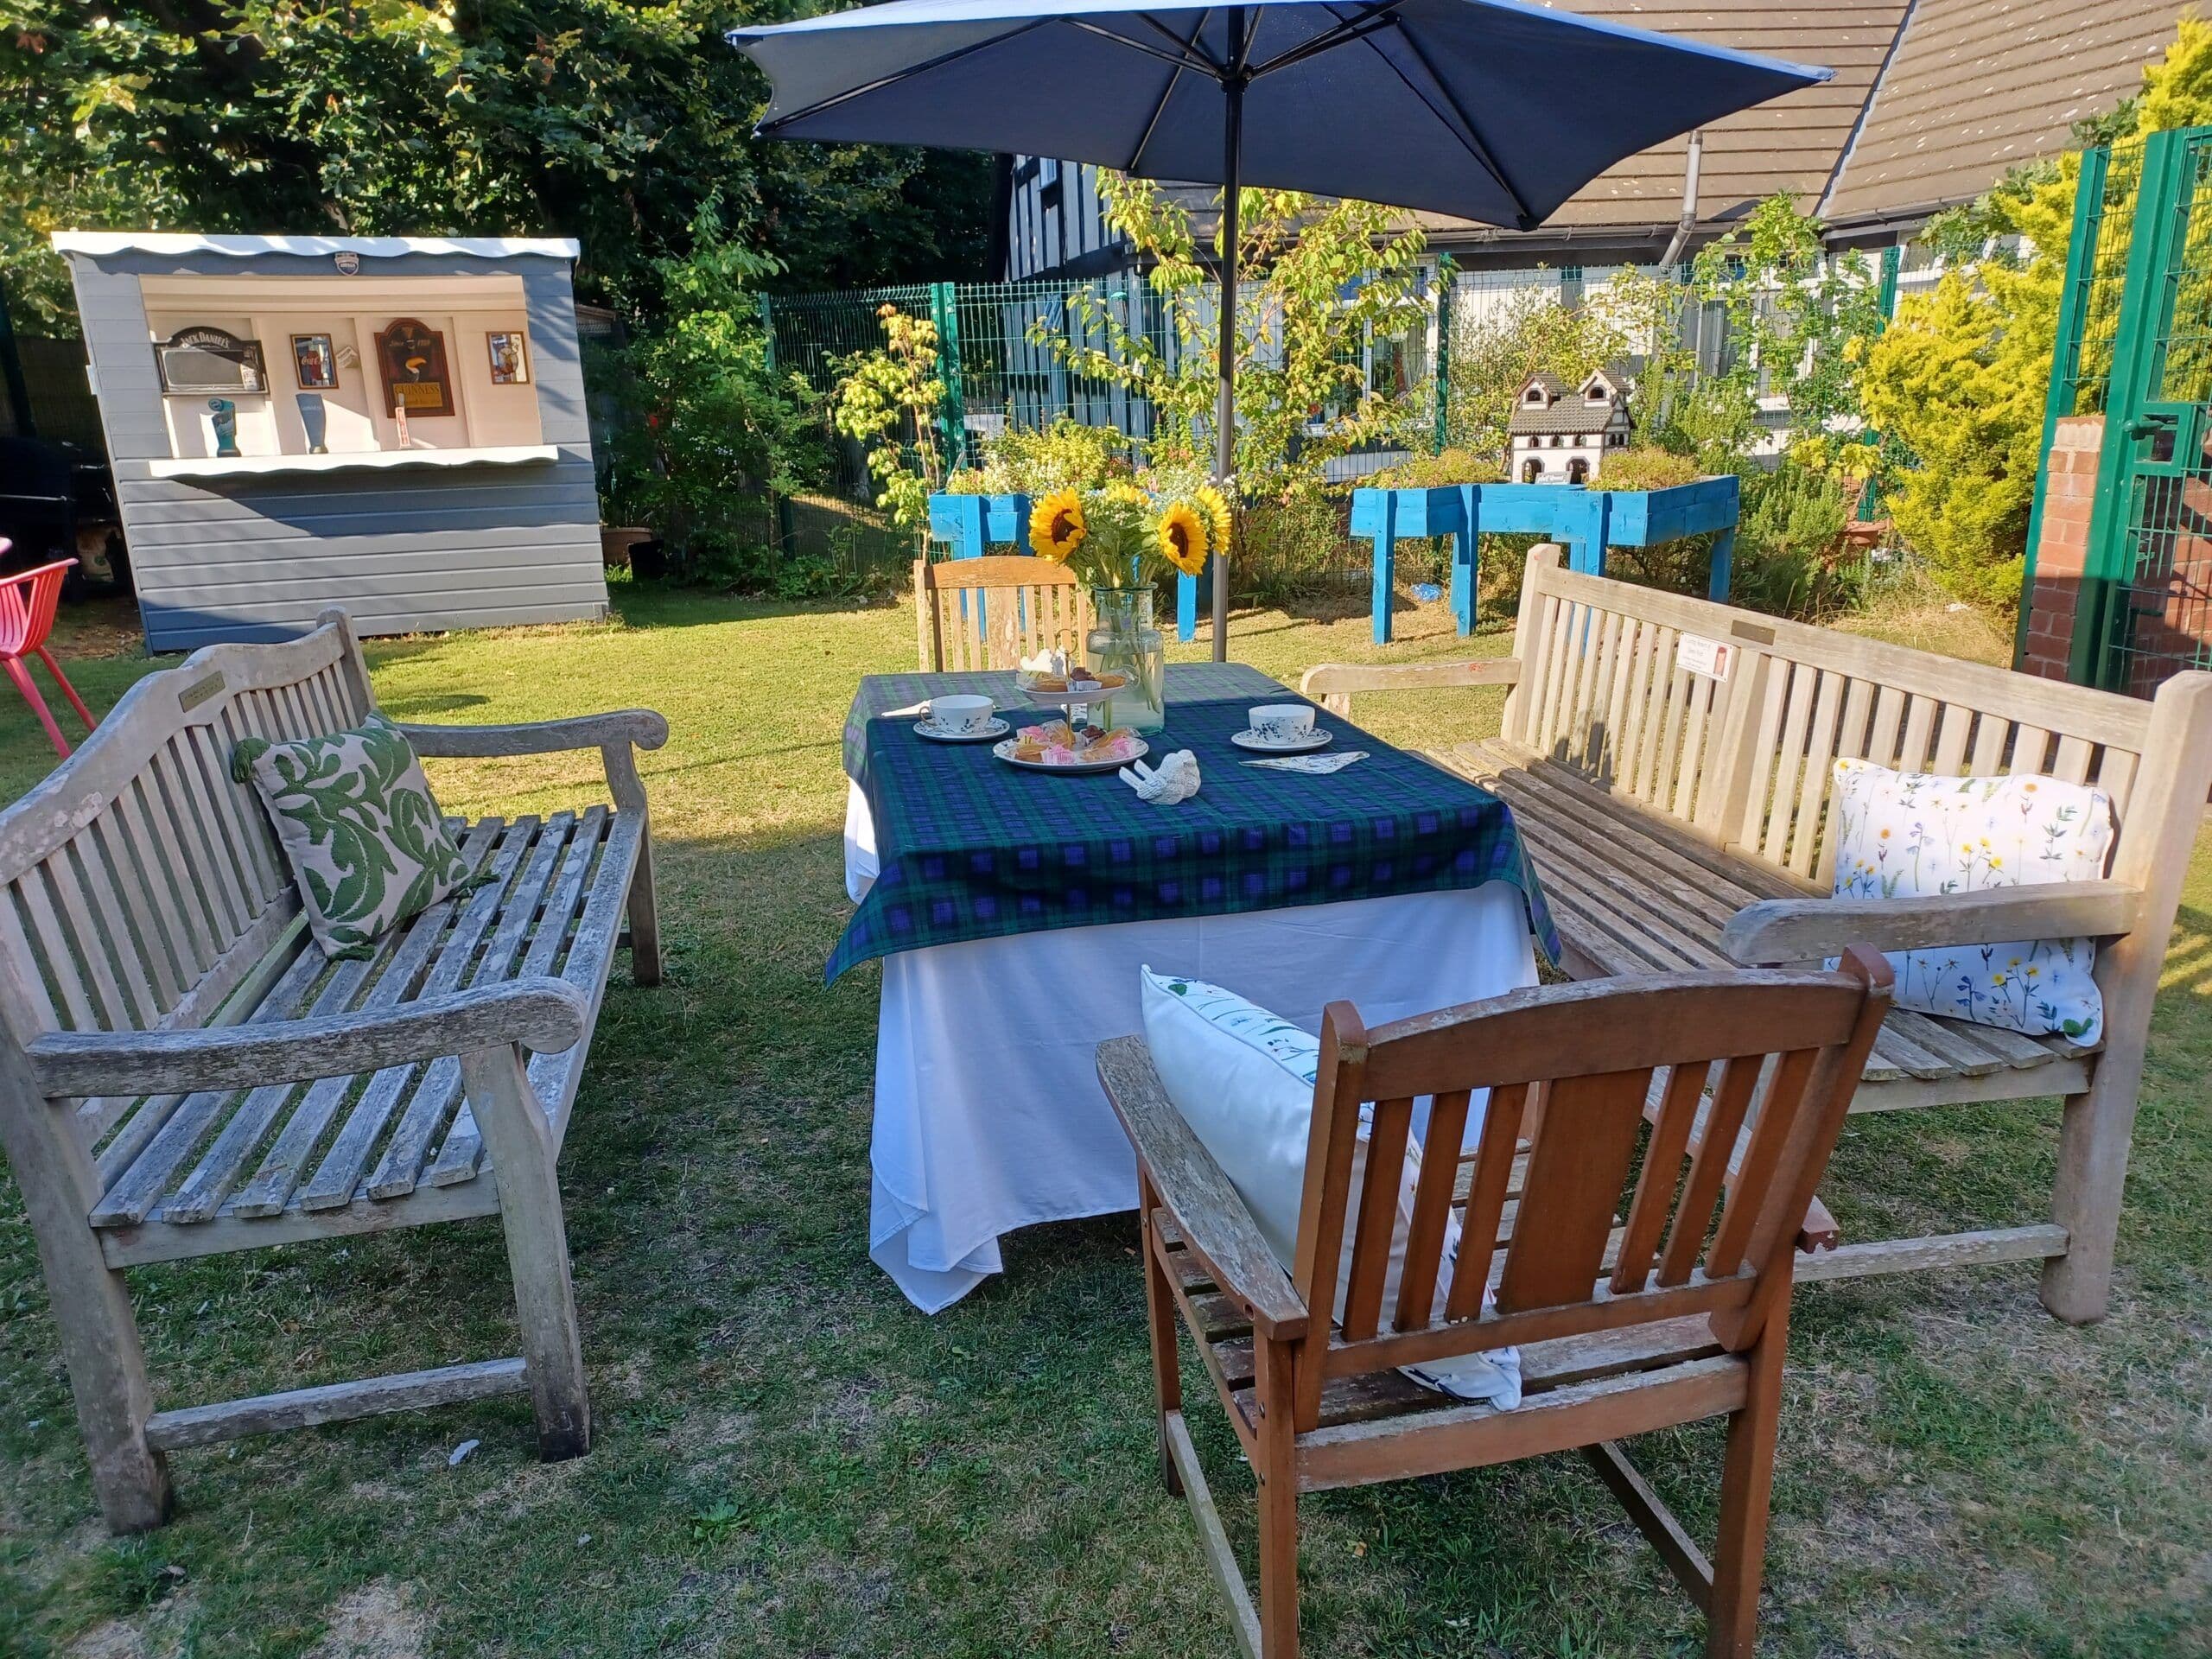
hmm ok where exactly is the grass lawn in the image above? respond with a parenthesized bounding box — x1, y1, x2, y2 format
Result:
(2, 578, 2208, 1658)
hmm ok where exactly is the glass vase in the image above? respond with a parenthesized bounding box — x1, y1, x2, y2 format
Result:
(1085, 586, 1166, 732)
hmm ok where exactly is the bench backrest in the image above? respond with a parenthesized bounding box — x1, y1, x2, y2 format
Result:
(1499, 547, 2200, 894)
(0, 611, 373, 1101)
(1287, 951, 1891, 1429)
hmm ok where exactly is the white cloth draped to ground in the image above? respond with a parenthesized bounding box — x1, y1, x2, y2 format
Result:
(845, 781, 1541, 1313)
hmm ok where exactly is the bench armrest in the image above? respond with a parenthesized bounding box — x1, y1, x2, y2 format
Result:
(29, 978, 590, 1098)
(1096, 1035, 1309, 1340)
(395, 710, 670, 759)
(1298, 658, 1519, 715)
(1719, 881, 2146, 965)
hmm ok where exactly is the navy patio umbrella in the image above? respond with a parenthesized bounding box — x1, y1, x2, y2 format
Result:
(728, 0, 1827, 656)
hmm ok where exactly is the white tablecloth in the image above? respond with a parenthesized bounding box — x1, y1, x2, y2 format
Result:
(845, 780, 1541, 1312)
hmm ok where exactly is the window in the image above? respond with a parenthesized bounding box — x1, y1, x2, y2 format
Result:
(1525, 386, 1545, 404)
(1567, 458, 1589, 485)
(1522, 458, 1541, 483)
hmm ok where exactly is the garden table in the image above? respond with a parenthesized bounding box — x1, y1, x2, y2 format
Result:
(838, 663, 1559, 1312)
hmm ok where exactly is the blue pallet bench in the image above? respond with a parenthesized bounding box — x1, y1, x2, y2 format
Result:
(1349, 475, 1740, 644)
(927, 492, 1207, 642)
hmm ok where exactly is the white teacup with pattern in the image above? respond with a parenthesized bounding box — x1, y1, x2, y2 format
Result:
(929, 694, 995, 735)
(1249, 704, 1315, 745)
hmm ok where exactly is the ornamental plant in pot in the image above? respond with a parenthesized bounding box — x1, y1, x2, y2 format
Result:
(1028, 477, 1226, 732)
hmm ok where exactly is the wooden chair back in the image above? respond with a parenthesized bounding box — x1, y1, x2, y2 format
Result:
(1501, 545, 2174, 890)
(1287, 947, 1891, 1430)
(914, 556, 1091, 673)
(0, 613, 375, 1157)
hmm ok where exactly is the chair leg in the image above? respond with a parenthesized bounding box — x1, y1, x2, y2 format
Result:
(3, 654, 70, 759)
(1139, 1178, 1182, 1496)
(1707, 1304, 1788, 1659)
(461, 1043, 591, 1460)
(1254, 1337, 1300, 1659)
(626, 823, 664, 988)
(31, 646, 96, 732)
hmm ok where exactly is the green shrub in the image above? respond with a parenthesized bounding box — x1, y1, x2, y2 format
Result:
(1367, 448, 1503, 490)
(1728, 461, 1861, 619)
(976, 416, 1132, 494)
(1595, 448, 1700, 492)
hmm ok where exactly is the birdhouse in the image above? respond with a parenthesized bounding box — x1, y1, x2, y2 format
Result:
(1505, 364, 1633, 485)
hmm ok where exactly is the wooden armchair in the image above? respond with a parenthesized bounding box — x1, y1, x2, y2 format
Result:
(913, 555, 1090, 672)
(1096, 950, 1891, 1659)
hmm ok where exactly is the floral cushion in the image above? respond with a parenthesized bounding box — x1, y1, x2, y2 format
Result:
(1138, 966, 1521, 1408)
(232, 713, 484, 960)
(1827, 758, 2113, 1043)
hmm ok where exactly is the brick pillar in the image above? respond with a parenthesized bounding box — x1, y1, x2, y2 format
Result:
(2022, 414, 2101, 682)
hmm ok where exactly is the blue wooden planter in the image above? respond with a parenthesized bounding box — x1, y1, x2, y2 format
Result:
(926, 492, 1207, 642)
(1349, 475, 1740, 644)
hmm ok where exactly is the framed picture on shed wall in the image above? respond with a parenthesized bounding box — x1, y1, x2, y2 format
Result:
(291, 333, 338, 390)
(486, 330, 530, 385)
(375, 317, 454, 416)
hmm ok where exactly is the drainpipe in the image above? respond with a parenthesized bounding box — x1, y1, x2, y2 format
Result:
(1660, 130, 1704, 268)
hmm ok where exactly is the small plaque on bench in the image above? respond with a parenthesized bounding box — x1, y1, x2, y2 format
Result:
(1675, 634, 1737, 681)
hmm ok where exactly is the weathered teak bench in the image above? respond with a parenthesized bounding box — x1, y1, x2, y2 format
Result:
(1304, 546, 2212, 1322)
(0, 609, 666, 1531)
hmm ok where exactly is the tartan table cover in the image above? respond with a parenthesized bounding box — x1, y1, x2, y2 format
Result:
(830, 664, 1559, 982)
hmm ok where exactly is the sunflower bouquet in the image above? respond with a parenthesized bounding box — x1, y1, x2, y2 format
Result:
(1027, 479, 1230, 589)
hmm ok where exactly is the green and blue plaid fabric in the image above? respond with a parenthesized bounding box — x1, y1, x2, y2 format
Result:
(831, 664, 1559, 982)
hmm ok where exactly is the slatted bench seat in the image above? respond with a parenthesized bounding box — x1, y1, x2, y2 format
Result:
(1304, 546, 2212, 1320)
(0, 609, 666, 1532)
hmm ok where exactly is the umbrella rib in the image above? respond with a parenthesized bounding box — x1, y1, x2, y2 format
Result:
(1065, 17, 1222, 76)
(1127, 9, 1215, 175)
(1370, 18, 1538, 227)
(754, 17, 1054, 135)
(1247, 1, 1409, 80)
(1137, 10, 1224, 73)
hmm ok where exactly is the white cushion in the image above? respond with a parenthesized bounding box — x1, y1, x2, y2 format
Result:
(1827, 759, 2113, 1044)
(1138, 967, 1520, 1408)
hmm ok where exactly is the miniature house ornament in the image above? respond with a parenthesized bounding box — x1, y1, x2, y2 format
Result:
(1505, 364, 1634, 485)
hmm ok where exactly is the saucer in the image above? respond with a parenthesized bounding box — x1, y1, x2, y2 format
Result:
(1230, 728, 1333, 753)
(915, 715, 1010, 743)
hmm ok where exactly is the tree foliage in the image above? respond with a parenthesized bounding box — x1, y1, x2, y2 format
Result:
(1038, 175, 1428, 509)
(1859, 16, 2212, 605)
(832, 305, 948, 537)
(0, 1, 991, 331)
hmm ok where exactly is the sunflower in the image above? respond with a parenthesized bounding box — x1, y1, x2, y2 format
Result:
(1156, 501, 1208, 577)
(1031, 489, 1087, 562)
(1195, 486, 1233, 559)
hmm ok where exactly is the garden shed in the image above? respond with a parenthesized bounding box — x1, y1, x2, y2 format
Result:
(53, 232, 609, 652)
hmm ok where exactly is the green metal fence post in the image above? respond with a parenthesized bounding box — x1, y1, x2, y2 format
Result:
(2072, 129, 2190, 687)
(929, 282, 969, 471)
(1854, 243, 1905, 524)
(2016, 143, 2111, 670)
(1431, 254, 1454, 455)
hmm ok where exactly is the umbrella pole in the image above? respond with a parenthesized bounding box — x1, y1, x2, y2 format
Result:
(1211, 68, 1243, 661)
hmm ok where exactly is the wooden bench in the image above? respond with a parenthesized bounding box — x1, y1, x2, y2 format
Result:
(1303, 545, 2212, 1322)
(0, 608, 666, 1532)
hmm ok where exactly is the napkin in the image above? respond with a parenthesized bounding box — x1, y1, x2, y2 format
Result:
(1121, 749, 1201, 804)
(1239, 750, 1370, 774)
(1018, 646, 1069, 679)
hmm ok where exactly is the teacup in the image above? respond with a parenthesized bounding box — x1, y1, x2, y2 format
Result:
(929, 693, 995, 734)
(1249, 703, 1316, 745)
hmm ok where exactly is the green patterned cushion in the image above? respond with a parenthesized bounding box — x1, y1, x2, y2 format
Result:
(232, 712, 484, 960)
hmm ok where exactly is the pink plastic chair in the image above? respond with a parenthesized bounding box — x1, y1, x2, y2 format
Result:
(0, 545, 95, 759)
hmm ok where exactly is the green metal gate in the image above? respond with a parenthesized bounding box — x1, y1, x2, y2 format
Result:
(2072, 125, 2212, 694)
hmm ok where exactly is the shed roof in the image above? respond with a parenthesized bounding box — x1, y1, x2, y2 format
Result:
(51, 232, 581, 261)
